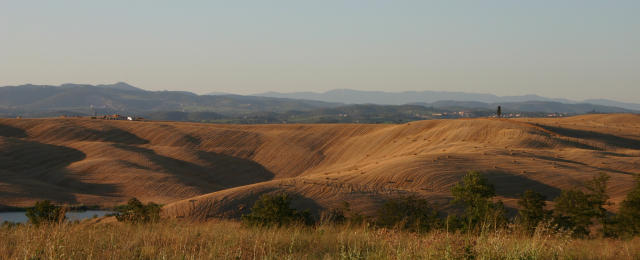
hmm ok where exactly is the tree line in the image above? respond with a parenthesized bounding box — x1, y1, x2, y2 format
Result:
(242, 171, 640, 239)
(11, 171, 640, 239)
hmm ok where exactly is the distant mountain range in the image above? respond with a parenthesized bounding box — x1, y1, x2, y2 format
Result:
(0, 83, 636, 122)
(582, 99, 640, 111)
(255, 89, 640, 111)
(0, 83, 340, 117)
(414, 100, 631, 114)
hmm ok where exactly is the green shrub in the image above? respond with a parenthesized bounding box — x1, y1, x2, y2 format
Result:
(450, 171, 507, 232)
(611, 175, 640, 237)
(444, 214, 464, 232)
(517, 189, 551, 233)
(376, 195, 440, 232)
(242, 193, 314, 227)
(552, 173, 610, 237)
(25, 200, 65, 225)
(585, 173, 612, 234)
(321, 201, 350, 225)
(114, 198, 161, 223)
(552, 189, 594, 237)
(347, 211, 372, 226)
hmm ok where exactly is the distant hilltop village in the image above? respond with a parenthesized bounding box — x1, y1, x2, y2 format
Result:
(97, 114, 145, 121)
(53, 114, 145, 121)
(23, 110, 570, 123)
(429, 111, 568, 119)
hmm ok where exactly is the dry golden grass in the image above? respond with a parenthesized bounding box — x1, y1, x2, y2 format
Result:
(1, 220, 639, 259)
(1, 114, 640, 218)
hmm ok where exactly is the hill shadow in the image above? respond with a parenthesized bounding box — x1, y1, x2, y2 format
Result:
(537, 124, 640, 150)
(42, 124, 149, 145)
(112, 144, 274, 192)
(483, 170, 562, 200)
(289, 192, 324, 218)
(0, 124, 27, 138)
(154, 124, 202, 146)
(195, 151, 274, 186)
(96, 128, 149, 145)
(530, 154, 635, 176)
(0, 138, 119, 205)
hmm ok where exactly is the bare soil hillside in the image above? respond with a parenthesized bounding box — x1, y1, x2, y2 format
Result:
(1, 115, 639, 219)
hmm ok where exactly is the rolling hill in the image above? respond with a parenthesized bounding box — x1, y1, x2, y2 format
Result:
(1, 115, 639, 220)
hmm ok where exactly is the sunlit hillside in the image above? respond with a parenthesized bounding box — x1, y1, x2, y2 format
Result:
(1, 114, 639, 219)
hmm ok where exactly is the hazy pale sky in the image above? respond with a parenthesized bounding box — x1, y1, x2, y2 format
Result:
(1, 1, 639, 101)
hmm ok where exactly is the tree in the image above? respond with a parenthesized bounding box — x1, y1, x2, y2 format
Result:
(26, 200, 65, 225)
(552, 189, 594, 237)
(553, 173, 611, 237)
(452, 171, 496, 206)
(376, 196, 440, 232)
(242, 193, 313, 227)
(451, 171, 507, 232)
(517, 190, 551, 232)
(585, 173, 611, 233)
(497, 106, 502, 118)
(114, 198, 161, 223)
(612, 175, 640, 237)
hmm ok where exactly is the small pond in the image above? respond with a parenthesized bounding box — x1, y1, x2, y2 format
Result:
(0, 210, 113, 224)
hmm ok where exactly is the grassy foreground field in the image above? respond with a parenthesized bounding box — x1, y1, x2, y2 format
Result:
(1, 220, 639, 260)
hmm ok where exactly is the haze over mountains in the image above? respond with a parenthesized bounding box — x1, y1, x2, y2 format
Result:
(0, 83, 339, 117)
(256, 89, 569, 105)
(255, 89, 640, 111)
(0, 83, 636, 122)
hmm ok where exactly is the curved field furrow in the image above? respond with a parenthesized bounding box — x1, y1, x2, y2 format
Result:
(0, 114, 639, 218)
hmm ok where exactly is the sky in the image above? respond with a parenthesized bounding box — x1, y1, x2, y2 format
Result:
(1, 1, 639, 102)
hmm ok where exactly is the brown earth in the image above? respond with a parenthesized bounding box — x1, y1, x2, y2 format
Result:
(1, 114, 639, 219)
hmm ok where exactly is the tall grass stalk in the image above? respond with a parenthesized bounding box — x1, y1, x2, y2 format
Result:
(1, 219, 639, 259)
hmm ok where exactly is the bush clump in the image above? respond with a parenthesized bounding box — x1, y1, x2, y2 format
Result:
(114, 198, 161, 223)
(610, 175, 640, 237)
(449, 171, 507, 232)
(26, 200, 66, 225)
(552, 173, 611, 237)
(376, 196, 440, 232)
(242, 193, 314, 227)
(517, 189, 551, 233)
(320, 201, 350, 225)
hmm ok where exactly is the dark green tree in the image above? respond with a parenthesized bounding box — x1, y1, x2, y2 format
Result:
(612, 175, 640, 237)
(26, 200, 65, 225)
(585, 173, 612, 234)
(552, 189, 594, 237)
(242, 193, 313, 227)
(517, 190, 551, 232)
(445, 214, 464, 232)
(552, 173, 611, 237)
(114, 198, 161, 223)
(376, 196, 440, 232)
(451, 171, 507, 232)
